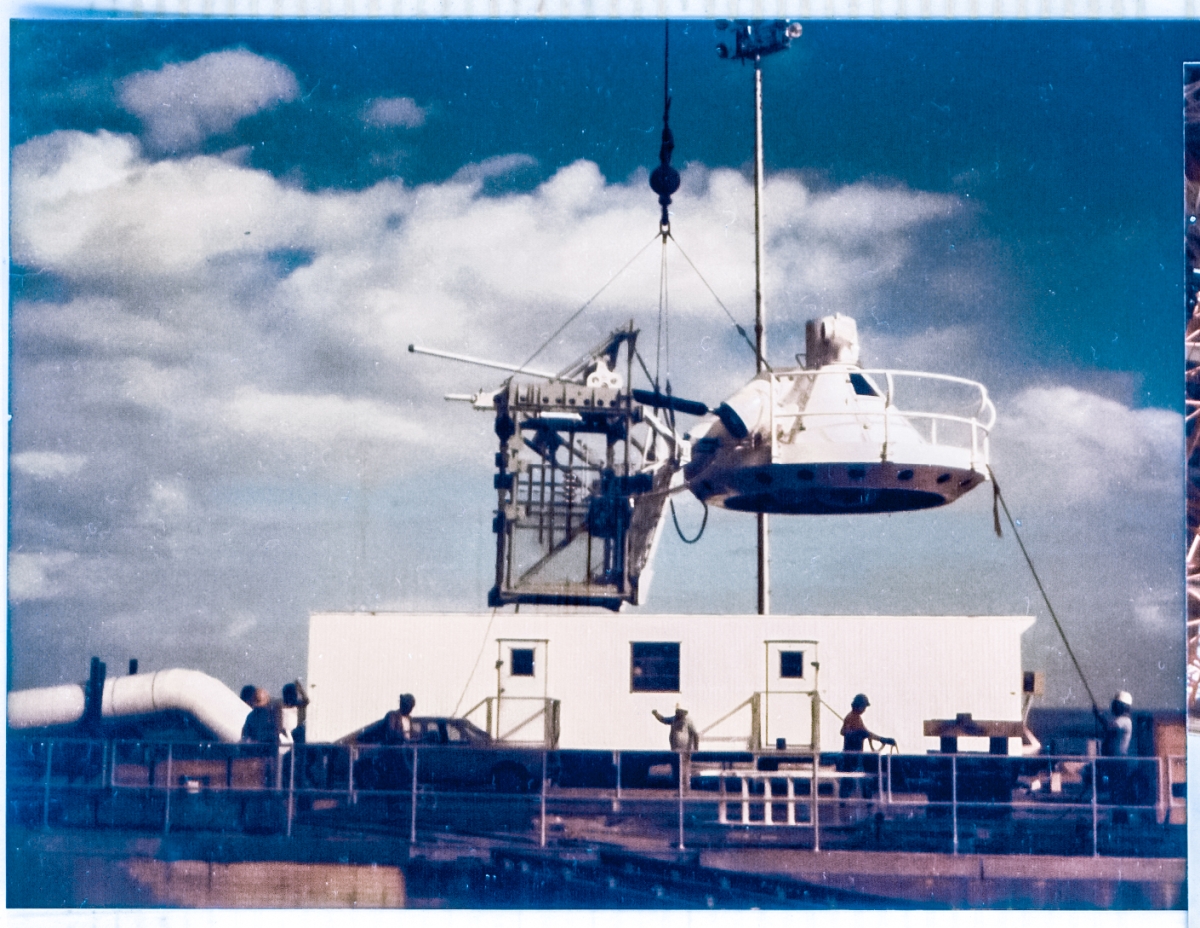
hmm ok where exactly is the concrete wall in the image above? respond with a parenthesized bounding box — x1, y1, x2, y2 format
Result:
(306, 612, 1033, 753)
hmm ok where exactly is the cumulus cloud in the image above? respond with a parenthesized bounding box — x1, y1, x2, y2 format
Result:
(11, 451, 87, 479)
(450, 153, 538, 186)
(118, 49, 298, 151)
(9, 552, 77, 601)
(362, 97, 426, 129)
(223, 387, 435, 458)
(994, 386, 1181, 506)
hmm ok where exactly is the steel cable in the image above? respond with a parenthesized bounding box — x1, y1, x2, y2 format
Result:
(989, 467, 1103, 722)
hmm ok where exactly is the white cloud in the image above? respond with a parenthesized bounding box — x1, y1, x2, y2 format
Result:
(9, 552, 76, 601)
(138, 480, 190, 526)
(362, 97, 426, 129)
(993, 385, 1181, 506)
(118, 49, 299, 151)
(223, 387, 435, 457)
(12, 136, 968, 380)
(1133, 588, 1179, 631)
(450, 153, 537, 185)
(11, 451, 87, 479)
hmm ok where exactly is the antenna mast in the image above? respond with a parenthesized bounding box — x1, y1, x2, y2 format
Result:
(717, 19, 802, 616)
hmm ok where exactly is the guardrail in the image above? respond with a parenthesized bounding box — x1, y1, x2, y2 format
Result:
(766, 368, 996, 469)
(6, 739, 1185, 857)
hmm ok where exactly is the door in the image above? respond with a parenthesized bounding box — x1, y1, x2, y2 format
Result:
(495, 638, 550, 744)
(763, 640, 819, 751)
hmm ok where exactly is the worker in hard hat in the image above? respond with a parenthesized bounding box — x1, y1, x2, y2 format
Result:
(840, 694, 895, 753)
(838, 694, 895, 807)
(1101, 691, 1133, 758)
(1097, 690, 1138, 823)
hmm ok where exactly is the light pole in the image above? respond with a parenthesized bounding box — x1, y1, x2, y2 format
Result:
(717, 20, 802, 616)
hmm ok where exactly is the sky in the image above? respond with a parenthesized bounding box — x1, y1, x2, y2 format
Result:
(7, 18, 1194, 712)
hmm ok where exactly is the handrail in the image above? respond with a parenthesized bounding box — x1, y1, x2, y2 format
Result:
(767, 366, 997, 432)
(10, 737, 1184, 858)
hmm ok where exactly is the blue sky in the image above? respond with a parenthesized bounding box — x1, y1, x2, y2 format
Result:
(8, 19, 1192, 711)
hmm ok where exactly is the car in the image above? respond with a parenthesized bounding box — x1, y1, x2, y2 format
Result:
(339, 716, 555, 793)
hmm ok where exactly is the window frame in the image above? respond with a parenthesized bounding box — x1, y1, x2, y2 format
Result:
(630, 641, 681, 693)
(510, 647, 535, 677)
(779, 650, 806, 679)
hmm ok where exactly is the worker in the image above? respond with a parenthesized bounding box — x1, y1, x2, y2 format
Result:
(838, 694, 894, 805)
(839, 694, 896, 752)
(281, 681, 309, 744)
(241, 687, 283, 743)
(385, 693, 417, 743)
(1100, 690, 1133, 757)
(652, 705, 700, 753)
(652, 705, 700, 794)
(1096, 690, 1137, 822)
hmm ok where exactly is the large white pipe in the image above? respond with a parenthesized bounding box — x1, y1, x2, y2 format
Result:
(7, 669, 251, 743)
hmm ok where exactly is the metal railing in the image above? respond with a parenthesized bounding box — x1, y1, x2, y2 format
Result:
(460, 696, 561, 746)
(765, 368, 996, 469)
(7, 739, 1185, 858)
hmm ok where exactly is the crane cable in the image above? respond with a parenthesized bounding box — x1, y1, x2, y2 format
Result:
(517, 232, 661, 375)
(668, 232, 772, 374)
(988, 466, 1103, 726)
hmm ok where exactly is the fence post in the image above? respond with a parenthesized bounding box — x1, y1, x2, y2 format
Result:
(540, 751, 548, 849)
(286, 745, 296, 838)
(612, 751, 622, 813)
(163, 743, 173, 835)
(1091, 757, 1099, 858)
(812, 749, 820, 853)
(410, 746, 419, 845)
(1157, 755, 1167, 825)
(677, 754, 686, 851)
(42, 741, 54, 830)
(950, 754, 958, 856)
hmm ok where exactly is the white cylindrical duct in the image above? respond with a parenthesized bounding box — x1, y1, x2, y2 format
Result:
(7, 669, 251, 743)
(6, 684, 86, 729)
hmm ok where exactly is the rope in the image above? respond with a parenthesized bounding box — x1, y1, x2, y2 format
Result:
(667, 231, 771, 373)
(518, 232, 661, 374)
(632, 347, 657, 389)
(452, 607, 499, 717)
(669, 497, 708, 543)
(989, 466, 1103, 721)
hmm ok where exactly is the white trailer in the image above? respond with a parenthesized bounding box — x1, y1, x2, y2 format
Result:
(306, 612, 1033, 754)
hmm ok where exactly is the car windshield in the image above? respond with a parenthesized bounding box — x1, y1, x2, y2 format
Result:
(446, 719, 490, 746)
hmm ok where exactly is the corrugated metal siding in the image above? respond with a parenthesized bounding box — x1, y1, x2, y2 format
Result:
(306, 613, 1034, 751)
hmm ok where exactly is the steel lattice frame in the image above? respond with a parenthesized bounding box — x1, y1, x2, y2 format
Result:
(1184, 75, 1200, 721)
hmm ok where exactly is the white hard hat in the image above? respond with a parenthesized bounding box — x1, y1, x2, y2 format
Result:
(1114, 691, 1133, 707)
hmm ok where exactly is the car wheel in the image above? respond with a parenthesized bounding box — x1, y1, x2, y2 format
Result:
(491, 763, 529, 794)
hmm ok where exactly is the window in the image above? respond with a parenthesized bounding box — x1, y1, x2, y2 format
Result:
(631, 642, 680, 692)
(510, 648, 535, 677)
(849, 373, 880, 397)
(780, 651, 805, 679)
